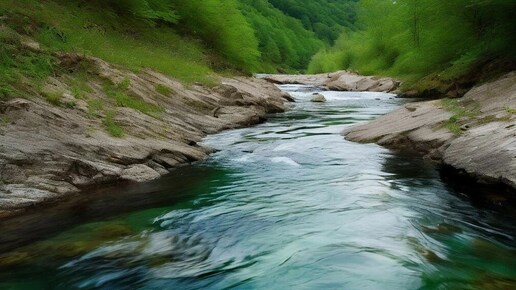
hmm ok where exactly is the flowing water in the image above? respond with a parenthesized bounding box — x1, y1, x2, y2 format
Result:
(1, 85, 515, 290)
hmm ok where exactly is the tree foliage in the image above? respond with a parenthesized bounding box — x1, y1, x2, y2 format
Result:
(268, 0, 359, 43)
(82, 0, 359, 72)
(308, 0, 516, 83)
(93, 0, 179, 24)
(171, 0, 261, 71)
(239, 0, 324, 71)
(84, 0, 261, 71)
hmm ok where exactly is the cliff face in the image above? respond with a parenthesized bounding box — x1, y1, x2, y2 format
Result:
(0, 54, 291, 217)
(344, 72, 516, 191)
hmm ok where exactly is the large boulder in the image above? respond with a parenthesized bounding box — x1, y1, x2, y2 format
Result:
(310, 93, 327, 103)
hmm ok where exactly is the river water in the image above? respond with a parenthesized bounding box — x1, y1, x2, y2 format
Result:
(1, 85, 515, 289)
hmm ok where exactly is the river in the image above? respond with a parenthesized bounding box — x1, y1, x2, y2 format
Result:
(0, 85, 515, 289)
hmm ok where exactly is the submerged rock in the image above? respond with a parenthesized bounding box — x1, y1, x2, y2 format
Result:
(310, 93, 326, 103)
(422, 223, 463, 235)
(0, 251, 30, 268)
(281, 91, 296, 102)
(94, 223, 134, 240)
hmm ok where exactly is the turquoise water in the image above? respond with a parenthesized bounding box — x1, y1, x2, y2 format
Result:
(0, 85, 515, 289)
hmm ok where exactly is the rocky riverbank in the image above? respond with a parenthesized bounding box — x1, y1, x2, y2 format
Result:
(0, 54, 292, 217)
(344, 72, 516, 194)
(262, 71, 400, 93)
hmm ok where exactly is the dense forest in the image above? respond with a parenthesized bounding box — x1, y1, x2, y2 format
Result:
(239, 0, 322, 71)
(268, 0, 359, 44)
(1, 0, 514, 98)
(308, 0, 516, 90)
(0, 0, 359, 94)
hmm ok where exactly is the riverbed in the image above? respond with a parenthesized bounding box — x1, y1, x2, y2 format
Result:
(0, 85, 515, 289)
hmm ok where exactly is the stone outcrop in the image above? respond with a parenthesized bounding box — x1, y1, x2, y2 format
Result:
(0, 54, 292, 217)
(344, 72, 516, 190)
(310, 93, 326, 103)
(262, 71, 400, 93)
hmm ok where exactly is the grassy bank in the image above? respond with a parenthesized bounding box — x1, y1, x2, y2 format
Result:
(0, 0, 217, 97)
(0, 0, 220, 138)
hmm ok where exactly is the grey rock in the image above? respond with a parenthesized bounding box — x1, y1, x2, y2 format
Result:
(0, 53, 288, 217)
(281, 92, 295, 102)
(311, 93, 327, 103)
(20, 38, 41, 52)
(265, 71, 400, 93)
(121, 164, 161, 182)
(344, 72, 516, 190)
(0, 99, 31, 113)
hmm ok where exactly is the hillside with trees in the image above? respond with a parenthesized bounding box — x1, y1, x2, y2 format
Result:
(238, 0, 324, 72)
(1, 0, 514, 98)
(308, 0, 516, 93)
(268, 0, 359, 44)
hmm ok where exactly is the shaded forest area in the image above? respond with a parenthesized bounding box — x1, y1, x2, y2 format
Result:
(0, 0, 358, 95)
(268, 0, 358, 43)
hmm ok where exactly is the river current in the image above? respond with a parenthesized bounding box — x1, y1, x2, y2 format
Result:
(0, 85, 515, 289)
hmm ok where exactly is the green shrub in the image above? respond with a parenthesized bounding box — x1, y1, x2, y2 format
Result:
(100, 0, 179, 24)
(440, 98, 480, 135)
(155, 84, 173, 96)
(104, 82, 161, 115)
(43, 91, 63, 105)
(116, 78, 131, 91)
(0, 25, 55, 100)
(103, 111, 124, 137)
(505, 107, 516, 115)
(444, 120, 462, 136)
(87, 99, 104, 117)
(0, 116, 9, 125)
(63, 100, 76, 109)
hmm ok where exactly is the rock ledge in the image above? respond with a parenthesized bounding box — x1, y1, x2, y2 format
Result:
(343, 72, 516, 192)
(0, 54, 291, 217)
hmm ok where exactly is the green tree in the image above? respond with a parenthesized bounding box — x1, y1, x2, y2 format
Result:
(172, 0, 260, 71)
(93, 0, 179, 24)
(308, 0, 515, 85)
(239, 0, 323, 71)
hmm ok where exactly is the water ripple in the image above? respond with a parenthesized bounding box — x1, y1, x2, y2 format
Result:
(1, 85, 515, 290)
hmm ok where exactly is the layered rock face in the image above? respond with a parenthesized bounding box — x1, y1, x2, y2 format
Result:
(263, 71, 400, 93)
(0, 55, 291, 217)
(344, 72, 516, 190)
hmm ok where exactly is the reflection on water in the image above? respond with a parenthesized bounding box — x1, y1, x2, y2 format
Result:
(0, 86, 515, 289)
(0, 166, 225, 254)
